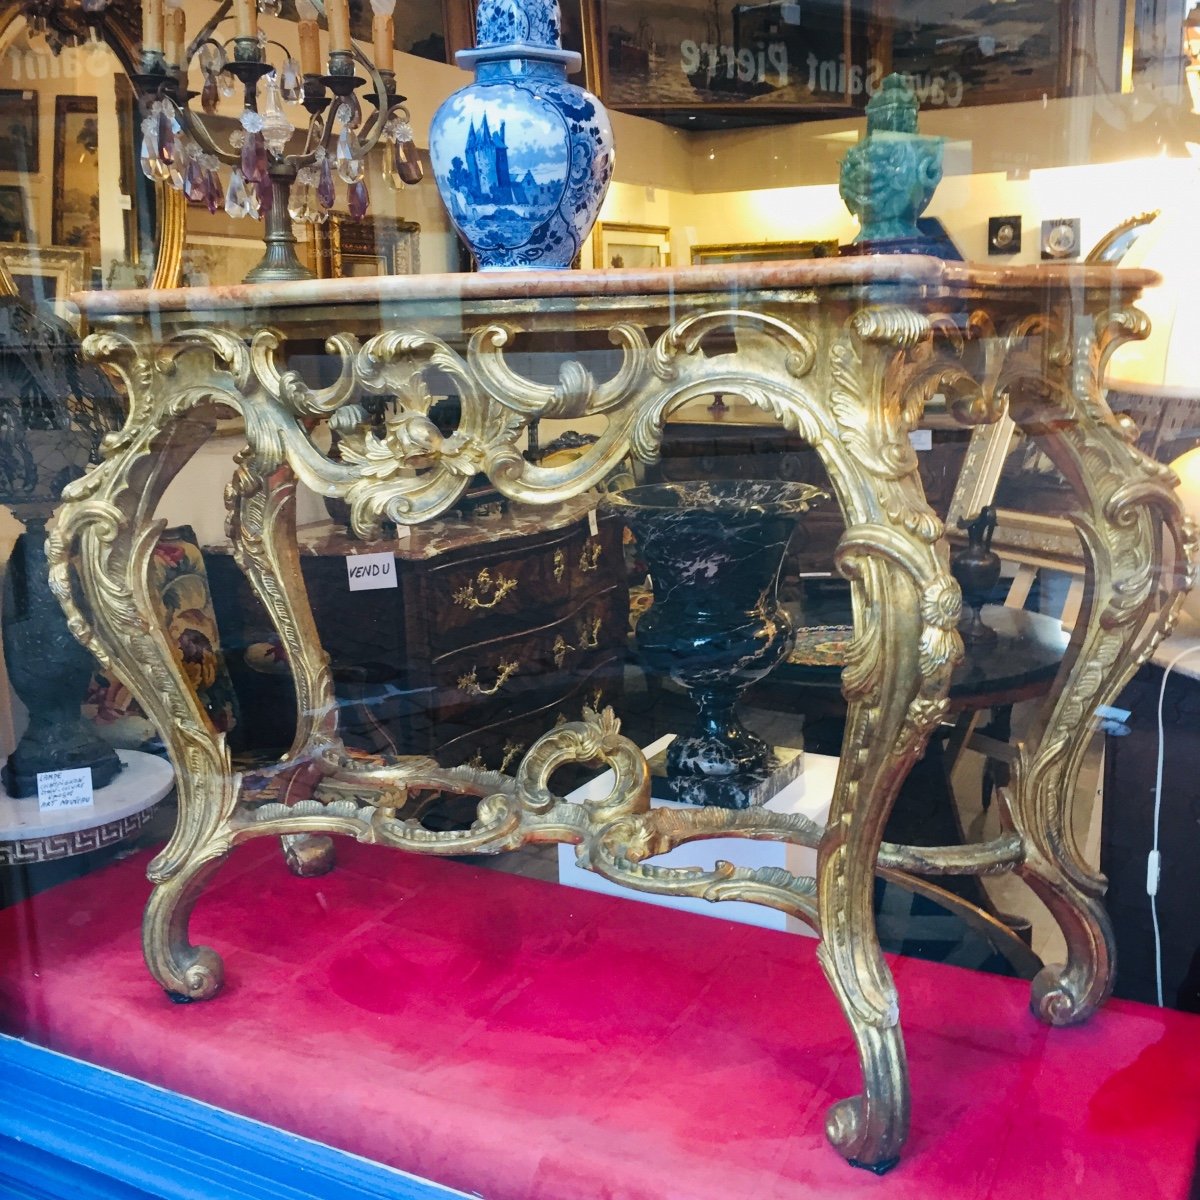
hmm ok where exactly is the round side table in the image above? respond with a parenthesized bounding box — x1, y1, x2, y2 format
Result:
(0, 750, 175, 866)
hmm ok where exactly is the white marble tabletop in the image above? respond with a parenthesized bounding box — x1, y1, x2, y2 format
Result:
(0, 750, 175, 842)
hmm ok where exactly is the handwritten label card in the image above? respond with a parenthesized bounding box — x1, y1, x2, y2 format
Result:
(588, 508, 599, 537)
(346, 551, 398, 592)
(908, 429, 933, 451)
(37, 768, 95, 813)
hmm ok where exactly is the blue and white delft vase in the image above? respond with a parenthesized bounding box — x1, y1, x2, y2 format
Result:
(429, 0, 614, 270)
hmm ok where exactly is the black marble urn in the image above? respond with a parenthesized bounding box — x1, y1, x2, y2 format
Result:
(602, 480, 826, 809)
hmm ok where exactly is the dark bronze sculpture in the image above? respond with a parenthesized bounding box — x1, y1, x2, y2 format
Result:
(0, 262, 124, 796)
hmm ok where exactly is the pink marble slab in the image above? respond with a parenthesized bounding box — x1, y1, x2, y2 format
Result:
(71, 256, 1159, 319)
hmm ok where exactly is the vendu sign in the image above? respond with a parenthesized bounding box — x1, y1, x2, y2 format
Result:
(346, 551, 398, 592)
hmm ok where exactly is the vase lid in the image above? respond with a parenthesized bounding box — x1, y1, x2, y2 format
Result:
(455, 0, 582, 70)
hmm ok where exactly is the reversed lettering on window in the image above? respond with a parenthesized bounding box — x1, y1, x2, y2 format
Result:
(37, 768, 95, 812)
(346, 551, 398, 592)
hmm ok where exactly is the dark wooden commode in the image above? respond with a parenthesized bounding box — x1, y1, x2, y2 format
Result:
(205, 495, 627, 771)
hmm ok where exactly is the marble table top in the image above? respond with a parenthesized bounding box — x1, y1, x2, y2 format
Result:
(70, 257, 1159, 319)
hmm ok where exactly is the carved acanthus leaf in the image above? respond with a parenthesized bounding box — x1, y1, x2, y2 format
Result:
(159, 327, 252, 392)
(251, 329, 361, 417)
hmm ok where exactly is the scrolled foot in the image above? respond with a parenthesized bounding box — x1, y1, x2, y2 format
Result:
(160, 945, 225, 1003)
(826, 1095, 864, 1152)
(1018, 863, 1114, 1027)
(1030, 962, 1101, 1027)
(826, 1095, 902, 1173)
(281, 833, 336, 877)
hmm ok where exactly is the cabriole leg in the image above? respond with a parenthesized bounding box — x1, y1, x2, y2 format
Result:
(1004, 312, 1196, 1024)
(50, 408, 239, 1002)
(227, 456, 341, 877)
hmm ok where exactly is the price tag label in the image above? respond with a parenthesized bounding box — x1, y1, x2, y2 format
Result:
(909, 429, 933, 451)
(588, 508, 599, 537)
(346, 551, 398, 592)
(37, 768, 94, 813)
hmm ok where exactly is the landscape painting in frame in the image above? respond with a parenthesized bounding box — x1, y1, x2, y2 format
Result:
(53, 96, 102, 268)
(593, 0, 1065, 123)
(0, 89, 38, 172)
(276, 0, 452, 61)
(881, 0, 1064, 106)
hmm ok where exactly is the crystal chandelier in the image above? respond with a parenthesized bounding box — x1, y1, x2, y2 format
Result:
(134, 0, 423, 283)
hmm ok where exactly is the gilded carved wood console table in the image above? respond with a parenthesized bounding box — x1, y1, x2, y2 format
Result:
(52, 258, 1194, 1172)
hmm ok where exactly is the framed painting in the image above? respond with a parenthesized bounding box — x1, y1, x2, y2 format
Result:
(586, 0, 1078, 128)
(593, 222, 671, 269)
(946, 416, 1082, 566)
(875, 0, 1068, 109)
(309, 215, 421, 278)
(0, 89, 38, 173)
(180, 238, 268, 288)
(0, 243, 87, 324)
(690, 239, 838, 264)
(0, 185, 29, 242)
(589, 0, 862, 127)
(53, 96, 101, 267)
(275, 0, 473, 63)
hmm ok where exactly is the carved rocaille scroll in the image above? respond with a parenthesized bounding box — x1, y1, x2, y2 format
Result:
(51, 262, 1190, 1172)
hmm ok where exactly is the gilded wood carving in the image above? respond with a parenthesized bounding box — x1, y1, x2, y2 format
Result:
(49, 263, 1191, 1172)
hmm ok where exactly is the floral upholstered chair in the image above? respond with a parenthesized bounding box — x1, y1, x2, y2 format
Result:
(84, 525, 239, 750)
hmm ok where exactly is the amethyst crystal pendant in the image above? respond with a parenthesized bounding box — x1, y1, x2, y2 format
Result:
(601, 481, 826, 809)
(429, 0, 614, 270)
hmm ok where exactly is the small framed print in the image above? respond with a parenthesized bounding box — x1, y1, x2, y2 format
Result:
(0, 184, 29, 242)
(0, 242, 87, 324)
(308, 215, 421, 279)
(53, 96, 101, 267)
(0, 89, 38, 173)
(988, 215, 1021, 256)
(593, 222, 671, 270)
(690, 239, 838, 265)
(1040, 217, 1081, 260)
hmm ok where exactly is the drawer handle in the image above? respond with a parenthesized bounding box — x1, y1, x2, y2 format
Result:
(553, 549, 566, 583)
(457, 659, 519, 697)
(553, 634, 574, 669)
(579, 541, 602, 572)
(578, 616, 601, 649)
(453, 568, 518, 611)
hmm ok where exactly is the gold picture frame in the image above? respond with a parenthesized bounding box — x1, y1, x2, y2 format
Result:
(690, 240, 839, 265)
(52, 95, 101, 269)
(309, 215, 421, 279)
(945, 415, 1083, 567)
(592, 222, 671, 270)
(0, 242, 87, 325)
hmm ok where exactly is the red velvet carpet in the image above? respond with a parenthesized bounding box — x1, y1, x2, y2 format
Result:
(1, 837, 1198, 1200)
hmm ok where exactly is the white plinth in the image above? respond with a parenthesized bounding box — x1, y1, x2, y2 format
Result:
(0, 750, 175, 864)
(558, 735, 836, 935)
